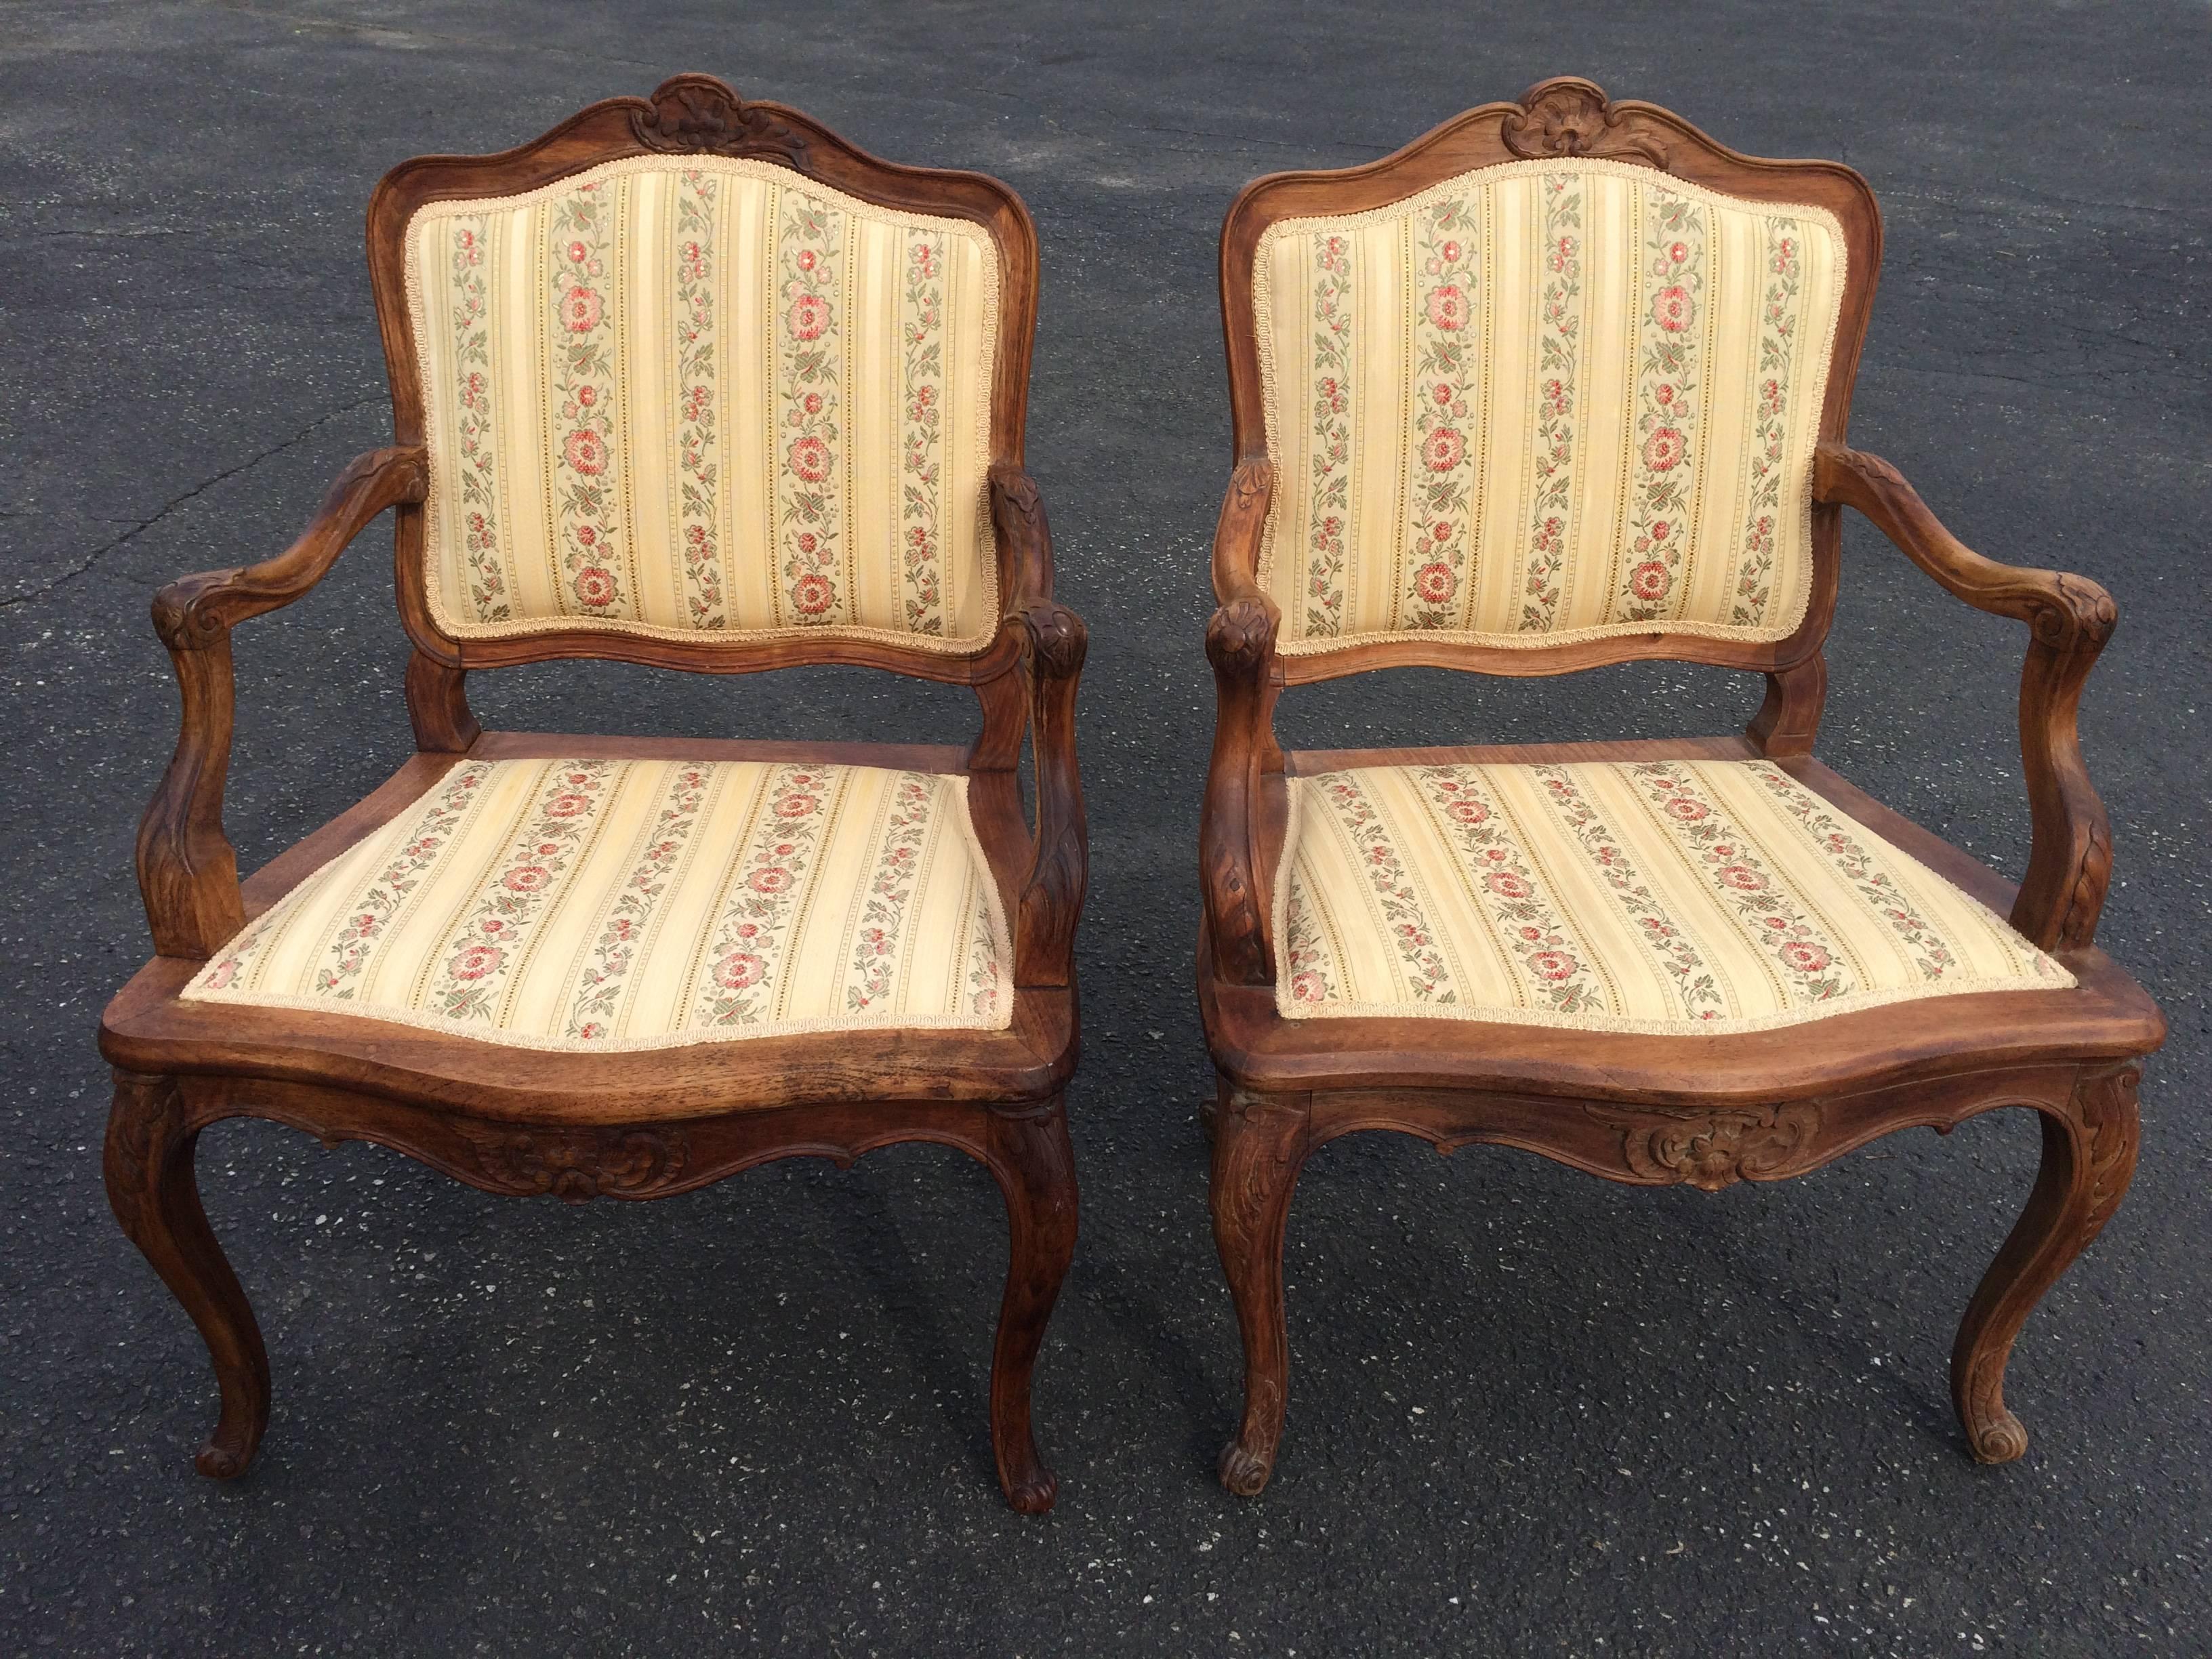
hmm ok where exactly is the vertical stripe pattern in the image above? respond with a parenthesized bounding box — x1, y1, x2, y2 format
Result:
(407, 156, 1001, 648)
(1276, 758, 2070, 1033)
(184, 759, 1013, 1048)
(1252, 158, 1846, 651)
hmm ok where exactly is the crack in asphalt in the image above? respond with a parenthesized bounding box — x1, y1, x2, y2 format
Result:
(0, 397, 384, 611)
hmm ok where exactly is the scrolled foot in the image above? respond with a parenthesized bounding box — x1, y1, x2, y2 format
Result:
(1965, 1408, 2030, 1465)
(1218, 1439, 1275, 1498)
(1002, 1465, 1059, 1516)
(195, 1435, 253, 1481)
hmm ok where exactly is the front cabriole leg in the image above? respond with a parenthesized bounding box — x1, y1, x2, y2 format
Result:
(104, 1069, 271, 1479)
(1951, 1061, 2142, 1462)
(980, 1095, 1079, 1513)
(1210, 1083, 1311, 1496)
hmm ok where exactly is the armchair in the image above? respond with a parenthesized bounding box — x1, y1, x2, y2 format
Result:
(100, 76, 1087, 1513)
(1197, 79, 2164, 1495)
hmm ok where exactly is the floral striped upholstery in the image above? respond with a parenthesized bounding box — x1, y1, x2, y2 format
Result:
(1252, 159, 1847, 651)
(1277, 759, 2068, 1033)
(184, 758, 1010, 1050)
(405, 156, 1000, 647)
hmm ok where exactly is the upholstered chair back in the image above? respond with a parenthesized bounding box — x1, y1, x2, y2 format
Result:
(405, 156, 1002, 651)
(1250, 159, 1847, 653)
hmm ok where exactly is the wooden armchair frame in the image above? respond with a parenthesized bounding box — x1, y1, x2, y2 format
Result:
(99, 77, 1087, 1513)
(1197, 79, 2165, 1496)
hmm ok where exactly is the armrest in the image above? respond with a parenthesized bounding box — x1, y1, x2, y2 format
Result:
(1201, 459, 1281, 985)
(987, 464, 1088, 989)
(1813, 443, 2118, 950)
(137, 445, 428, 957)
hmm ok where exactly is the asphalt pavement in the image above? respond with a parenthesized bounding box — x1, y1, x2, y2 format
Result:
(3, 3, 2207, 1652)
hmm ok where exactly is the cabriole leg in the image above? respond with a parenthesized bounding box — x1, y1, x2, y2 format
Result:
(981, 1095, 1078, 1513)
(1210, 1083, 1311, 1496)
(103, 1069, 270, 1479)
(1951, 1062, 2142, 1462)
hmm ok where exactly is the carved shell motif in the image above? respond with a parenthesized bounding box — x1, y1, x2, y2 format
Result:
(468, 1126, 689, 1203)
(1585, 1101, 1822, 1191)
(629, 75, 811, 166)
(1500, 78, 1672, 167)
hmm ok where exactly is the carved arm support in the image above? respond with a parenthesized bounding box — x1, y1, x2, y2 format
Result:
(138, 445, 428, 958)
(1202, 460, 1281, 985)
(1814, 444, 2118, 949)
(988, 464, 1089, 989)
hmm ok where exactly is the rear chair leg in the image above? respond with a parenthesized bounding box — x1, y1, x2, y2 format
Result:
(104, 1069, 270, 1479)
(1210, 1084, 1311, 1496)
(981, 1096, 1078, 1514)
(1951, 1062, 2142, 1462)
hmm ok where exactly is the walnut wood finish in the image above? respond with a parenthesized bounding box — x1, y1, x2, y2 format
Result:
(1197, 79, 2164, 1496)
(101, 78, 1086, 1513)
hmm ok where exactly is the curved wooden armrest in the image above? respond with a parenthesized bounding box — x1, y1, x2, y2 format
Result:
(1814, 443, 2118, 949)
(1202, 459, 1282, 985)
(988, 464, 1089, 989)
(138, 446, 428, 958)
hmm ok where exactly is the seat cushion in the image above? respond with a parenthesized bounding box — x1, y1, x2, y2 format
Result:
(184, 758, 1012, 1050)
(1275, 758, 2070, 1033)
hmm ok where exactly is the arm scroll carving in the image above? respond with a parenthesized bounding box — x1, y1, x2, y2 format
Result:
(1814, 443, 2117, 951)
(989, 464, 1088, 989)
(1202, 462, 1282, 986)
(137, 446, 428, 959)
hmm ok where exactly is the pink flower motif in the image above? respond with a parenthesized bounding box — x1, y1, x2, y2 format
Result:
(789, 292, 830, 340)
(1528, 950, 1577, 981)
(774, 794, 818, 819)
(1779, 940, 1830, 973)
(792, 573, 835, 615)
(560, 286, 602, 333)
(1291, 970, 1326, 1003)
(451, 943, 504, 981)
(1629, 561, 1671, 602)
(788, 436, 830, 483)
(503, 865, 552, 893)
(563, 429, 607, 476)
(1487, 871, 1532, 900)
(1426, 285, 1469, 331)
(1448, 799, 1488, 825)
(1718, 865, 1767, 891)
(1642, 427, 1687, 472)
(1422, 428, 1465, 473)
(545, 792, 592, 817)
(716, 951, 765, 989)
(572, 567, 617, 608)
(1651, 284, 1695, 333)
(1413, 561, 1456, 606)
(1665, 797, 1708, 822)
(748, 867, 792, 894)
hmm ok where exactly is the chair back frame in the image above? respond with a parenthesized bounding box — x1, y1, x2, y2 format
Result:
(1216, 77, 1883, 731)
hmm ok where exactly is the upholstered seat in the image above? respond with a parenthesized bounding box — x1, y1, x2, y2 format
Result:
(1275, 758, 2068, 1033)
(184, 758, 1010, 1050)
